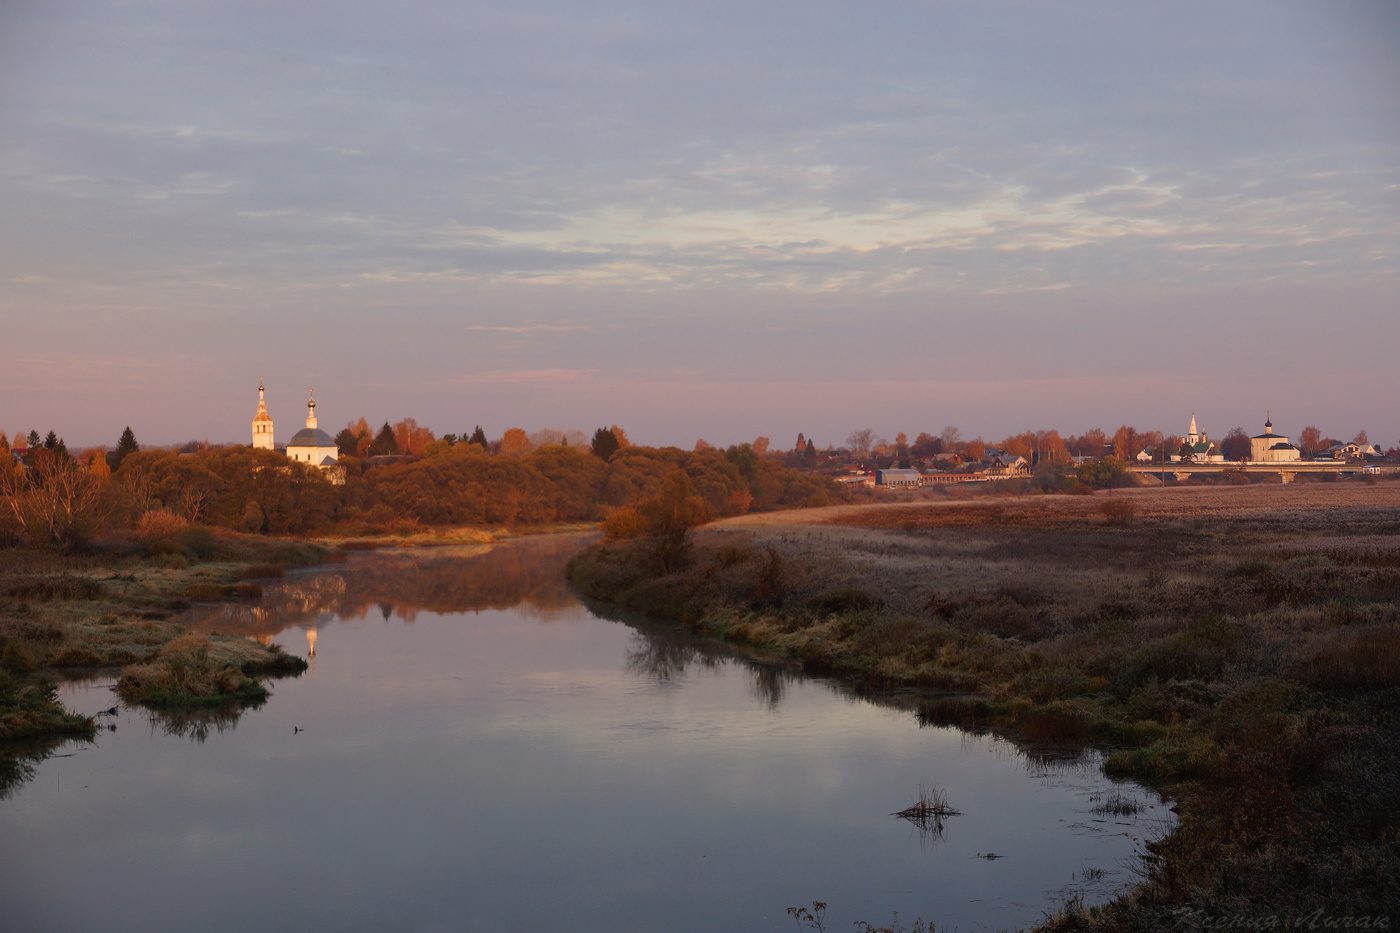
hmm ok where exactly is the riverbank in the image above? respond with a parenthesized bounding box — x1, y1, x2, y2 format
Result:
(1, 521, 598, 748)
(567, 483, 1400, 927)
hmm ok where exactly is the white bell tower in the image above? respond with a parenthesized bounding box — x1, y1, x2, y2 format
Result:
(252, 380, 274, 450)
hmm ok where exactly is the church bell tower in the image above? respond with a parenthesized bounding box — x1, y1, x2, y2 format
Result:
(252, 381, 274, 450)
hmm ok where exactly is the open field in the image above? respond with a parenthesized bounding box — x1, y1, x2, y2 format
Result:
(568, 482, 1400, 927)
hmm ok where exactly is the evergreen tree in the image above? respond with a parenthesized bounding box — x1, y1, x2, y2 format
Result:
(441, 433, 459, 446)
(370, 422, 398, 456)
(590, 427, 620, 461)
(26, 430, 40, 450)
(469, 425, 488, 448)
(805, 439, 818, 466)
(44, 430, 58, 450)
(334, 428, 359, 457)
(113, 426, 140, 469)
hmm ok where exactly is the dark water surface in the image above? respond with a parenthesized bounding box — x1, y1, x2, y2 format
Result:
(0, 535, 1170, 932)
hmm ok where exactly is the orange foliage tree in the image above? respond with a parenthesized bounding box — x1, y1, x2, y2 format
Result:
(393, 418, 435, 457)
(498, 428, 531, 457)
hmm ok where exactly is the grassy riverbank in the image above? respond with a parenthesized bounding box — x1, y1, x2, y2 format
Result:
(0, 529, 341, 743)
(568, 484, 1400, 926)
(1, 521, 596, 747)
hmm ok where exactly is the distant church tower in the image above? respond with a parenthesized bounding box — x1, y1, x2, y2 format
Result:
(1186, 412, 1201, 446)
(252, 381, 274, 449)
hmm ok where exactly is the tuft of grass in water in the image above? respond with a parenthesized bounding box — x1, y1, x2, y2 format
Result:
(893, 779, 961, 825)
(1088, 789, 1144, 817)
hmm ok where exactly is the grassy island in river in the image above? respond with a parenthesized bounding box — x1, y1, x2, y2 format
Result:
(568, 482, 1400, 927)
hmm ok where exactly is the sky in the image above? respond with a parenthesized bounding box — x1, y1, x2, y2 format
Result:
(2, 0, 1398, 450)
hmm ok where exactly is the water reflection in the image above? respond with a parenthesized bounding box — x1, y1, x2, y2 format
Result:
(181, 535, 587, 640)
(0, 533, 1174, 932)
(0, 737, 68, 802)
(144, 700, 263, 743)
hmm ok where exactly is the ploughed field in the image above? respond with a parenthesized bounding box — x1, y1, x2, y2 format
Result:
(568, 482, 1400, 927)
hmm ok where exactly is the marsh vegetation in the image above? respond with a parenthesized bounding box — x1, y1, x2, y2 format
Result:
(569, 483, 1400, 926)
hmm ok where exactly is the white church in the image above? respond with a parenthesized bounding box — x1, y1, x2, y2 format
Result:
(1172, 413, 1224, 462)
(250, 382, 341, 476)
(1250, 414, 1301, 463)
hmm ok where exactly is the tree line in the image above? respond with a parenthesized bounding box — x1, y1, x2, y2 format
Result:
(0, 424, 845, 551)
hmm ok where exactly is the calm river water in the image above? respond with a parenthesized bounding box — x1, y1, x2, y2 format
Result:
(0, 535, 1170, 932)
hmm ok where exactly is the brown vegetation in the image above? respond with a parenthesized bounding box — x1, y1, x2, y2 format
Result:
(569, 484, 1400, 926)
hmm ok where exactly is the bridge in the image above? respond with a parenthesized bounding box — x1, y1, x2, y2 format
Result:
(1126, 461, 1392, 484)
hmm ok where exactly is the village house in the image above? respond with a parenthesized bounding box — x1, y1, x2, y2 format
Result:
(1324, 442, 1380, 462)
(986, 455, 1030, 477)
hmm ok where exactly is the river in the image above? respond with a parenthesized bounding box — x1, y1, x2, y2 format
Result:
(0, 534, 1170, 932)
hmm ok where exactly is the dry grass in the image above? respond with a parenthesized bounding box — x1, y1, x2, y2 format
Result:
(569, 482, 1400, 927)
(115, 633, 305, 708)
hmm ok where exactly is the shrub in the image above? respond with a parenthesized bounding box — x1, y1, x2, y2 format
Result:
(713, 543, 753, 568)
(137, 510, 189, 555)
(1100, 498, 1138, 525)
(602, 506, 645, 540)
(1286, 624, 1400, 690)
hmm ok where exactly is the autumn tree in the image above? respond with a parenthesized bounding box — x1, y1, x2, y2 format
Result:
(1299, 426, 1322, 458)
(694, 439, 711, 452)
(752, 437, 770, 458)
(1078, 456, 1126, 489)
(1002, 432, 1033, 459)
(590, 427, 620, 461)
(910, 432, 939, 458)
(393, 418, 434, 457)
(893, 432, 911, 469)
(1070, 428, 1108, 459)
(609, 425, 631, 449)
(1112, 426, 1143, 460)
(1220, 427, 1251, 462)
(2, 447, 109, 549)
(939, 426, 961, 452)
(636, 469, 712, 573)
(1353, 429, 1370, 448)
(498, 428, 531, 457)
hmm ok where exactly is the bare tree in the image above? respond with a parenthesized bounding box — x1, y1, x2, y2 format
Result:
(1, 449, 108, 548)
(940, 426, 962, 451)
(846, 429, 874, 459)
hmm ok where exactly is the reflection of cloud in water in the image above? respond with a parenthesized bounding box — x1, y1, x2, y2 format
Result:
(180, 535, 592, 640)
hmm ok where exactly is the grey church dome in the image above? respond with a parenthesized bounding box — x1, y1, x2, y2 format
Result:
(287, 427, 336, 449)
